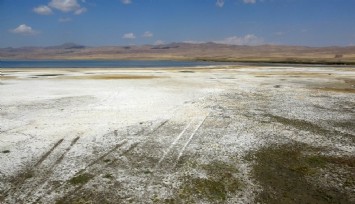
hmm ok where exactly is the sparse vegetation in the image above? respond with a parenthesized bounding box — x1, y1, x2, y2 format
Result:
(103, 173, 113, 179)
(265, 114, 355, 143)
(179, 177, 230, 201)
(175, 160, 242, 202)
(69, 173, 94, 185)
(264, 114, 330, 135)
(8, 168, 35, 188)
(2, 66, 354, 203)
(247, 143, 355, 203)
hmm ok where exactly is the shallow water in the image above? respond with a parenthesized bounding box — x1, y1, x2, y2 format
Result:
(0, 60, 231, 68)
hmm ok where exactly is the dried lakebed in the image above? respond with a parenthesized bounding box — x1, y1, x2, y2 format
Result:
(0, 66, 354, 203)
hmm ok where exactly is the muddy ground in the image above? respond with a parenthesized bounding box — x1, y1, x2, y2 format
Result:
(0, 66, 354, 203)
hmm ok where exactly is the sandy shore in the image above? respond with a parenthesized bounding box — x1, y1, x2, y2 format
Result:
(1, 66, 354, 203)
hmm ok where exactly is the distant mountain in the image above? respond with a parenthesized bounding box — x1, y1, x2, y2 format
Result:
(45, 43, 86, 49)
(1, 42, 355, 65)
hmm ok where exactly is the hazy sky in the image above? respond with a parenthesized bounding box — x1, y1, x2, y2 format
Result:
(1, 0, 355, 47)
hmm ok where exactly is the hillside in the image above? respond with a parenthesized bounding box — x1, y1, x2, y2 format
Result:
(1, 43, 355, 64)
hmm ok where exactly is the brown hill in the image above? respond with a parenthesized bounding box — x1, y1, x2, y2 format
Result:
(1, 43, 355, 64)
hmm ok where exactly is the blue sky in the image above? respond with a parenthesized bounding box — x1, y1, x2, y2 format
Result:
(1, 0, 355, 47)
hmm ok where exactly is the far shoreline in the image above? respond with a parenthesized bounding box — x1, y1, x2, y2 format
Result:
(1, 59, 355, 69)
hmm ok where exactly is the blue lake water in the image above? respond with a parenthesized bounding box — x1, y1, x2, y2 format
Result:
(0, 60, 231, 68)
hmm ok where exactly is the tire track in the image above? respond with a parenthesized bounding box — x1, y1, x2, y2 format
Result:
(142, 114, 208, 200)
(3, 138, 65, 203)
(155, 114, 209, 170)
(105, 142, 140, 167)
(147, 119, 169, 135)
(77, 140, 127, 174)
(36, 139, 130, 203)
(121, 142, 140, 156)
(34, 139, 64, 167)
(154, 120, 193, 169)
(21, 137, 81, 202)
(174, 114, 208, 167)
(51, 136, 80, 168)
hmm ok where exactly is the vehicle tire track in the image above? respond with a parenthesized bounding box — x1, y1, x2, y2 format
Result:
(152, 114, 209, 171)
(121, 142, 140, 155)
(46, 140, 141, 203)
(3, 138, 65, 203)
(174, 113, 208, 167)
(77, 140, 127, 174)
(147, 119, 169, 135)
(51, 136, 80, 167)
(34, 138, 64, 167)
(154, 120, 193, 169)
(36, 139, 129, 203)
(20, 137, 81, 202)
(142, 116, 206, 200)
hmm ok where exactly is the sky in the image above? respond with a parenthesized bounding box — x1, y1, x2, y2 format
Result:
(1, 0, 355, 47)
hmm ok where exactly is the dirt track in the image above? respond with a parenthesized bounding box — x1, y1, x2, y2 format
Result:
(1, 66, 354, 203)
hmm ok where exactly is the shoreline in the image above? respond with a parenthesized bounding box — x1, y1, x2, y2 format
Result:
(2, 57, 355, 67)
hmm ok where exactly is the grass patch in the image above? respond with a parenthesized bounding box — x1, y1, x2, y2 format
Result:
(265, 114, 329, 135)
(265, 114, 355, 143)
(179, 177, 228, 201)
(306, 155, 328, 168)
(333, 121, 355, 131)
(177, 160, 242, 202)
(103, 173, 113, 179)
(264, 114, 329, 135)
(21, 170, 34, 180)
(247, 143, 354, 203)
(55, 191, 112, 204)
(69, 173, 93, 185)
(9, 168, 34, 187)
(326, 156, 355, 168)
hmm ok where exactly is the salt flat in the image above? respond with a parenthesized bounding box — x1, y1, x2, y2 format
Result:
(0, 66, 354, 203)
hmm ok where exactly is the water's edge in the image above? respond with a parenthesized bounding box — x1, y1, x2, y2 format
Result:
(0, 60, 234, 68)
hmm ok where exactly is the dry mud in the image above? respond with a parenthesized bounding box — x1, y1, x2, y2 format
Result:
(0, 66, 354, 203)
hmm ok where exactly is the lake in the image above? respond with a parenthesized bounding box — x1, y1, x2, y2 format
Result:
(0, 60, 231, 68)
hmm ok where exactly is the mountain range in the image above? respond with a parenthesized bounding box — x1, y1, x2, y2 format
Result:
(1, 43, 355, 65)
